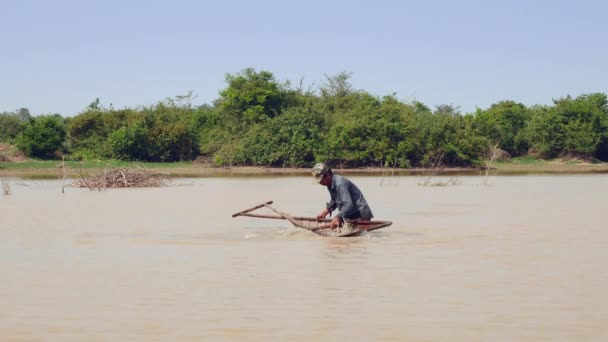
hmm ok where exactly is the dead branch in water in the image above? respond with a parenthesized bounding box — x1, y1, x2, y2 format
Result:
(1, 176, 12, 195)
(77, 166, 94, 191)
(380, 160, 400, 186)
(419, 152, 445, 186)
(482, 144, 499, 186)
(72, 167, 171, 189)
(418, 152, 462, 187)
(61, 155, 66, 194)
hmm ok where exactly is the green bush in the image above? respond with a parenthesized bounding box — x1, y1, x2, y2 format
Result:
(108, 124, 147, 160)
(16, 115, 66, 158)
(0, 113, 23, 142)
(525, 93, 608, 158)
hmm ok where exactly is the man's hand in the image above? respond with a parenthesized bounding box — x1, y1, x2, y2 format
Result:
(330, 216, 342, 228)
(316, 208, 330, 220)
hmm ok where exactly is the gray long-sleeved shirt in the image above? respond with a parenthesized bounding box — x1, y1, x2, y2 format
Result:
(325, 175, 373, 220)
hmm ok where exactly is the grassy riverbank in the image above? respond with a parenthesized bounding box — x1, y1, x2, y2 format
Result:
(1, 157, 607, 178)
(492, 157, 608, 174)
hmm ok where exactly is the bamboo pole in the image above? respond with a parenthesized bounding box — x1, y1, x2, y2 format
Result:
(231, 201, 273, 217)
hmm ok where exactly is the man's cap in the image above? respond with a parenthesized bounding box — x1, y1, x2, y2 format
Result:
(312, 163, 330, 182)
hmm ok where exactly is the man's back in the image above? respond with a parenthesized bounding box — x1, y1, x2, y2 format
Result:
(327, 174, 373, 220)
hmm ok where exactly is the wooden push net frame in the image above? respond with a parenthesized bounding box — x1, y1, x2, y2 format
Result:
(232, 201, 392, 237)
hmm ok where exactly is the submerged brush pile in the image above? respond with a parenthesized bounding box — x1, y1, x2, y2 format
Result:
(72, 167, 171, 189)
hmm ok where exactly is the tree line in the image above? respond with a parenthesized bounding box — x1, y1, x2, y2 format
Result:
(1, 68, 607, 167)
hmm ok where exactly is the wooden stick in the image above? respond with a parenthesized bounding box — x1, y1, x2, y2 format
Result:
(231, 201, 274, 217)
(295, 216, 331, 222)
(61, 155, 66, 194)
(262, 203, 306, 229)
(238, 213, 285, 220)
(120, 171, 128, 187)
(263, 203, 291, 219)
(238, 212, 333, 223)
(311, 224, 333, 231)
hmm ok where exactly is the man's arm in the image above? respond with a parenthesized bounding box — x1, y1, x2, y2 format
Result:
(318, 187, 337, 219)
(317, 207, 331, 220)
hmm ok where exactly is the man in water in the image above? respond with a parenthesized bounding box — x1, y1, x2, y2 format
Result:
(312, 163, 373, 228)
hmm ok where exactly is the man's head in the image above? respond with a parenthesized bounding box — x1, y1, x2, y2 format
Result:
(312, 163, 332, 185)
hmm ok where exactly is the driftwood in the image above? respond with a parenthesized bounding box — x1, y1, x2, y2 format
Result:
(72, 167, 171, 189)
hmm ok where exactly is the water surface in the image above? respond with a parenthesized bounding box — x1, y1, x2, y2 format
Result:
(1, 175, 607, 341)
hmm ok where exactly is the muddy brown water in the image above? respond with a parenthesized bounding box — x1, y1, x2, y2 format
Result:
(1, 175, 607, 341)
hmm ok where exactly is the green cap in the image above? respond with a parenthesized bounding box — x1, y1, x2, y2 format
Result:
(312, 163, 330, 182)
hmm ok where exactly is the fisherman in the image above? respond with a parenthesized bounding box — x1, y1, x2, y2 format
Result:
(312, 163, 373, 228)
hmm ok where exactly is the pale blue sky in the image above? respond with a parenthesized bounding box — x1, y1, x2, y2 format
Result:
(1, 0, 606, 116)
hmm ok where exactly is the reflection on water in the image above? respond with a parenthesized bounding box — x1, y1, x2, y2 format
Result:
(322, 237, 369, 261)
(1, 175, 608, 341)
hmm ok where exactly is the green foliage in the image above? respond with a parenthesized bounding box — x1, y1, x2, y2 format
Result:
(16, 108, 32, 121)
(67, 100, 200, 162)
(320, 71, 354, 98)
(235, 107, 325, 167)
(325, 109, 410, 166)
(107, 124, 147, 160)
(0, 112, 23, 142)
(15, 115, 66, 158)
(5, 68, 608, 166)
(510, 156, 543, 164)
(218, 68, 285, 124)
(141, 103, 200, 162)
(0, 108, 31, 142)
(525, 93, 608, 158)
(473, 101, 530, 155)
(67, 109, 110, 158)
(556, 93, 607, 157)
(0, 159, 193, 170)
(525, 105, 561, 158)
(408, 105, 490, 167)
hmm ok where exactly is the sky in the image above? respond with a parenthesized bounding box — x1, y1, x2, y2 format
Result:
(1, 0, 607, 116)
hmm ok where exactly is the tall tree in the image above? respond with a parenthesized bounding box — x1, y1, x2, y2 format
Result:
(218, 68, 285, 124)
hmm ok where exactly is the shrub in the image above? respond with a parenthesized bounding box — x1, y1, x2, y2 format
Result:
(15, 115, 66, 158)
